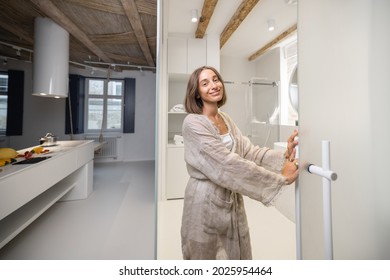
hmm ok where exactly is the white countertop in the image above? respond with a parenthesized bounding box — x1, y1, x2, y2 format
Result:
(0, 140, 93, 180)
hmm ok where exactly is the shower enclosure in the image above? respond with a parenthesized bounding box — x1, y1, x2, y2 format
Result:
(224, 77, 280, 148)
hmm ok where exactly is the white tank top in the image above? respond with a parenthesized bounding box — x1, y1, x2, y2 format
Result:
(220, 133, 234, 151)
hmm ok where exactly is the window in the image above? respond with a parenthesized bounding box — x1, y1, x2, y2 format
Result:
(0, 72, 8, 135)
(66, 76, 135, 135)
(85, 78, 124, 132)
(0, 70, 24, 136)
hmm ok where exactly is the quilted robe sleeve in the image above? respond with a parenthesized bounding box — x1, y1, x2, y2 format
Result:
(183, 113, 287, 206)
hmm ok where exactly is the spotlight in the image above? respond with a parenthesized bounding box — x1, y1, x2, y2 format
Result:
(267, 19, 275, 31)
(191, 9, 198, 23)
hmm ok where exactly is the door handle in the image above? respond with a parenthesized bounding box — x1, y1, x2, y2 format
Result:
(307, 140, 338, 260)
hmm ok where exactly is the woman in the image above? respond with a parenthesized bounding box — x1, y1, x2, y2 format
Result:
(181, 66, 299, 260)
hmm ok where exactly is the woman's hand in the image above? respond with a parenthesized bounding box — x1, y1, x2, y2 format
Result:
(283, 130, 299, 184)
(285, 130, 298, 162)
(282, 159, 299, 185)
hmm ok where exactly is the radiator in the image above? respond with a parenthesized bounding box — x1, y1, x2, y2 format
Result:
(85, 135, 118, 159)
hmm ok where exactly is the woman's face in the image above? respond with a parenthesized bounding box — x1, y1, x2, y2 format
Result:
(197, 69, 224, 105)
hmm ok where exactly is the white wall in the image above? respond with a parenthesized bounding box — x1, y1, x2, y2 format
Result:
(1, 60, 156, 162)
(254, 47, 281, 81)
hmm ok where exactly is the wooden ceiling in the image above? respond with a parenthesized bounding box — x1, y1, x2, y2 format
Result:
(0, 0, 296, 72)
(0, 0, 157, 71)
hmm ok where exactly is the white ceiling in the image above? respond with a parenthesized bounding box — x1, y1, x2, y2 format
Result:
(167, 0, 297, 59)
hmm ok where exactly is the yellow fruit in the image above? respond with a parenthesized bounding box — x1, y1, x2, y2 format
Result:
(0, 148, 17, 159)
(0, 158, 11, 166)
(32, 146, 44, 154)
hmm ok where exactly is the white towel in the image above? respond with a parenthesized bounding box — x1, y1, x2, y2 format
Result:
(173, 134, 184, 145)
(170, 104, 185, 112)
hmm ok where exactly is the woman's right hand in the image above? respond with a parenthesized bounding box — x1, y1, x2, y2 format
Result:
(282, 159, 299, 185)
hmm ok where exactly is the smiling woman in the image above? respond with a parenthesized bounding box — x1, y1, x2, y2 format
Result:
(180, 66, 299, 260)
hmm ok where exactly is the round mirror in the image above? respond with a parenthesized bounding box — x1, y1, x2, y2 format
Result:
(289, 66, 298, 112)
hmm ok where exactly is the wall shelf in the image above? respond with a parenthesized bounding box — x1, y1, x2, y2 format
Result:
(168, 111, 187, 115)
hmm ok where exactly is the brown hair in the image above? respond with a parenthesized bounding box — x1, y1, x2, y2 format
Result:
(184, 66, 227, 114)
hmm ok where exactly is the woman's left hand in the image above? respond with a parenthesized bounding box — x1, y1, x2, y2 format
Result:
(285, 130, 298, 161)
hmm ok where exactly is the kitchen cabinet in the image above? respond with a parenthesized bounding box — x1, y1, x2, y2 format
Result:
(187, 38, 207, 74)
(0, 140, 94, 248)
(167, 37, 187, 74)
(167, 37, 207, 75)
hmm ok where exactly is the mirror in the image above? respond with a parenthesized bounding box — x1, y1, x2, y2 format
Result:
(289, 66, 298, 112)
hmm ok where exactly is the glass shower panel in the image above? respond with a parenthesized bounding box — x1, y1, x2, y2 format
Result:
(249, 78, 280, 147)
(223, 82, 251, 138)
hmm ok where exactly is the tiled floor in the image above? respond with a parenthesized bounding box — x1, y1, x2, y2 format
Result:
(0, 161, 156, 260)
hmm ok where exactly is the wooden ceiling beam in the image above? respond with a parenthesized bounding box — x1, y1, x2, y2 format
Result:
(29, 0, 113, 62)
(220, 0, 260, 48)
(248, 23, 297, 61)
(136, 0, 157, 16)
(120, 0, 155, 66)
(195, 0, 219, 39)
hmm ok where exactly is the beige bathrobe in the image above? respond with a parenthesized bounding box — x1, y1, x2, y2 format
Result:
(181, 112, 288, 260)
